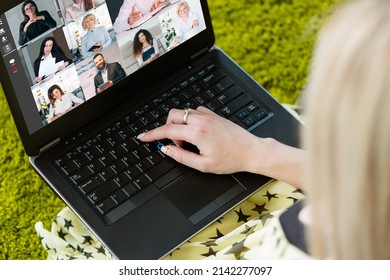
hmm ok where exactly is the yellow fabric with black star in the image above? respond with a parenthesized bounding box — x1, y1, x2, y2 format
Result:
(35, 180, 306, 260)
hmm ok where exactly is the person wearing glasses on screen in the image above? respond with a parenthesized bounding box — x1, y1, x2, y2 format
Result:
(18, 0, 57, 46)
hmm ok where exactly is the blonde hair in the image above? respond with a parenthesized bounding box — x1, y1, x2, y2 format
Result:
(82, 13, 96, 30)
(177, 1, 190, 16)
(304, 0, 390, 259)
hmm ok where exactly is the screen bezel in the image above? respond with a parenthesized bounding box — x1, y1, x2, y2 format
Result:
(0, 0, 215, 156)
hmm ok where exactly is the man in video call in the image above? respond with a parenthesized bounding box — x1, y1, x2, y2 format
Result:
(93, 53, 126, 94)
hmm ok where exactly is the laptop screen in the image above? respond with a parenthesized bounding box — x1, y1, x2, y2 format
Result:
(0, 0, 206, 135)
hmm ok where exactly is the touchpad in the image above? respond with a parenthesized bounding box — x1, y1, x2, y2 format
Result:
(164, 172, 245, 225)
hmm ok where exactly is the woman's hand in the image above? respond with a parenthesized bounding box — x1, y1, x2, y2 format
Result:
(138, 106, 269, 174)
(151, 0, 166, 11)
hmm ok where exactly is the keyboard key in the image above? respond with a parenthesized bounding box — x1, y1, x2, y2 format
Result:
(88, 180, 120, 204)
(123, 182, 139, 196)
(111, 190, 128, 204)
(96, 197, 117, 215)
(254, 108, 268, 120)
(78, 174, 105, 194)
(70, 166, 94, 184)
(216, 85, 243, 105)
(145, 159, 177, 181)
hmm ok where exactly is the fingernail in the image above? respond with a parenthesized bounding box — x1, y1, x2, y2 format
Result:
(137, 133, 145, 139)
(160, 145, 173, 157)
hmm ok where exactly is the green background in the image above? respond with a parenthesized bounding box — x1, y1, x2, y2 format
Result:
(0, 0, 336, 259)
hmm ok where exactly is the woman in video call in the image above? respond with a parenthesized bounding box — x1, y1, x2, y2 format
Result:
(34, 36, 73, 83)
(80, 13, 112, 58)
(171, 1, 199, 48)
(132, 29, 159, 67)
(113, 0, 166, 33)
(47, 84, 84, 123)
(64, 0, 105, 22)
(18, 0, 57, 46)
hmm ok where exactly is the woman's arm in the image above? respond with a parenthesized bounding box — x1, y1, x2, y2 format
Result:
(138, 106, 304, 189)
(39, 11, 57, 29)
(18, 22, 28, 46)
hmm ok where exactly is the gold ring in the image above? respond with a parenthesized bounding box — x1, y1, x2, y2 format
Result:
(183, 108, 191, 125)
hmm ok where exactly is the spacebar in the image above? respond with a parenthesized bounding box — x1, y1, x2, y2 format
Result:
(154, 165, 190, 189)
(104, 186, 159, 225)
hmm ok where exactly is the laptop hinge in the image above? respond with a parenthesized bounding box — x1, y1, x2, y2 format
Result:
(39, 137, 61, 154)
(190, 47, 209, 60)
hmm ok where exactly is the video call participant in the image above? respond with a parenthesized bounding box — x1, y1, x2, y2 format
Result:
(34, 36, 73, 83)
(64, 0, 105, 22)
(47, 84, 84, 123)
(132, 29, 159, 67)
(18, 0, 57, 46)
(172, 1, 199, 47)
(113, 0, 166, 33)
(80, 13, 112, 58)
(93, 53, 126, 94)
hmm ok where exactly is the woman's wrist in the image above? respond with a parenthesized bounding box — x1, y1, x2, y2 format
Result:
(244, 137, 304, 188)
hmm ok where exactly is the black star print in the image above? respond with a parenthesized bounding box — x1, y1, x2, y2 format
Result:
(168, 247, 181, 257)
(293, 188, 304, 195)
(82, 235, 94, 245)
(76, 245, 84, 254)
(259, 213, 274, 226)
(240, 225, 256, 237)
(83, 251, 94, 259)
(63, 218, 74, 230)
(66, 254, 77, 260)
(287, 196, 299, 204)
(224, 239, 249, 259)
(57, 228, 67, 240)
(45, 243, 51, 251)
(96, 245, 106, 255)
(215, 216, 224, 224)
(209, 229, 225, 240)
(66, 244, 76, 252)
(263, 191, 278, 202)
(201, 247, 218, 258)
(251, 203, 268, 215)
(200, 240, 218, 247)
(235, 208, 251, 223)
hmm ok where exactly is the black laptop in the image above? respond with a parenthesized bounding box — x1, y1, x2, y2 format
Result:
(0, 0, 301, 259)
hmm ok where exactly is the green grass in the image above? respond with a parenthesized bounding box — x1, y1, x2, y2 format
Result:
(0, 0, 337, 259)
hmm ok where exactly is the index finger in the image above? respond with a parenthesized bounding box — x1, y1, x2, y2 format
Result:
(137, 123, 193, 143)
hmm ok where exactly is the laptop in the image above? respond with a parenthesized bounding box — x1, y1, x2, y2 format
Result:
(0, 0, 301, 259)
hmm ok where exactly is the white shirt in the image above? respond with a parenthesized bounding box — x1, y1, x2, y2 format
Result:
(136, 39, 159, 66)
(65, 0, 105, 22)
(175, 12, 199, 43)
(113, 0, 157, 33)
(48, 93, 84, 122)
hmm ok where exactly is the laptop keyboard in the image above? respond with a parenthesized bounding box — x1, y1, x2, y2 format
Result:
(54, 63, 273, 224)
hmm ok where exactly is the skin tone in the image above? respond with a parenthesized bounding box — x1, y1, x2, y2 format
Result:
(23, 3, 46, 33)
(35, 40, 69, 83)
(138, 106, 304, 189)
(127, 0, 166, 25)
(93, 55, 113, 93)
(138, 32, 158, 66)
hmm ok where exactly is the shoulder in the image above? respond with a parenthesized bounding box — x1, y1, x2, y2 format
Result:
(39, 10, 50, 16)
